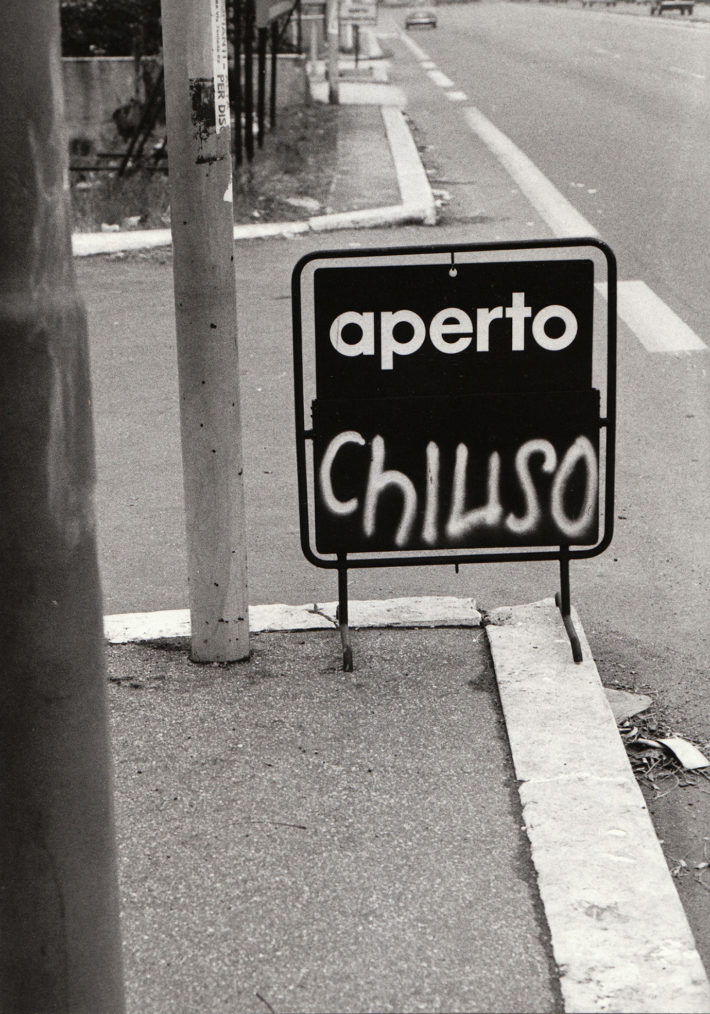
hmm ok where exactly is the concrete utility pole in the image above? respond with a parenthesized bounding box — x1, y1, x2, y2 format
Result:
(161, 0, 250, 662)
(0, 3, 125, 1012)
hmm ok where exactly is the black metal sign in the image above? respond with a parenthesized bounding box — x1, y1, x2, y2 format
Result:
(293, 239, 615, 570)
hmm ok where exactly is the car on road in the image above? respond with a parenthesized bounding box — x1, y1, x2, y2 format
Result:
(405, 6, 437, 28)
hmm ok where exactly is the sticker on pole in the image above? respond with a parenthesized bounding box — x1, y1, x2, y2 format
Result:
(292, 240, 616, 569)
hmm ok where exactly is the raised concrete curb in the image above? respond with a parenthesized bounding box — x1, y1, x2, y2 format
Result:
(71, 42, 436, 257)
(487, 598, 710, 1014)
(104, 595, 481, 642)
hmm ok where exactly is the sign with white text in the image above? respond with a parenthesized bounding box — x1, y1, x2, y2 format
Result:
(292, 241, 616, 568)
(339, 0, 377, 23)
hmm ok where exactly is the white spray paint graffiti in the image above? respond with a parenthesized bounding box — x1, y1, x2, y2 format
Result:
(318, 432, 598, 548)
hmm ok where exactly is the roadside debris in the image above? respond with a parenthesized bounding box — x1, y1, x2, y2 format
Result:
(604, 687, 653, 723)
(669, 839, 710, 890)
(604, 686, 710, 780)
(620, 721, 710, 792)
(656, 736, 710, 771)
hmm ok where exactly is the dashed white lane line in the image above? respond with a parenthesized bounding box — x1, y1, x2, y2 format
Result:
(446, 90, 469, 102)
(598, 280, 708, 353)
(398, 29, 431, 61)
(462, 105, 599, 239)
(427, 68, 455, 88)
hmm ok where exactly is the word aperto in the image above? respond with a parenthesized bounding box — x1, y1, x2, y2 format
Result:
(328, 294, 579, 370)
(318, 431, 598, 549)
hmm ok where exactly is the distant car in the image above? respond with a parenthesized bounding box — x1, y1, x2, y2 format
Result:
(405, 7, 437, 28)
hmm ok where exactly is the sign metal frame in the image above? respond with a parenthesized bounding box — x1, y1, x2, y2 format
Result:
(292, 238, 616, 666)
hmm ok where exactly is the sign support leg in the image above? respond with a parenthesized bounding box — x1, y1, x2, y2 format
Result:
(555, 547, 583, 664)
(337, 557, 353, 671)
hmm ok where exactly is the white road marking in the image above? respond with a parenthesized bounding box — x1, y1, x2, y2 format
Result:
(592, 46, 621, 58)
(667, 64, 706, 79)
(420, 59, 436, 69)
(427, 68, 455, 88)
(598, 280, 708, 353)
(398, 24, 706, 358)
(461, 106, 706, 356)
(462, 105, 599, 238)
(397, 29, 431, 61)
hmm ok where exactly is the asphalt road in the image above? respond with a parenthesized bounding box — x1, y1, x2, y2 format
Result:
(86, 4, 710, 740)
(384, 0, 710, 736)
(84, 4, 710, 743)
(380, 1, 710, 969)
(78, 0, 710, 982)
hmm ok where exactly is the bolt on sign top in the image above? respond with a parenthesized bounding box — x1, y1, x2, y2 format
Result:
(292, 239, 616, 569)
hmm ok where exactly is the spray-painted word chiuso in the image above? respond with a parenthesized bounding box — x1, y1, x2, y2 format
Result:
(292, 240, 616, 667)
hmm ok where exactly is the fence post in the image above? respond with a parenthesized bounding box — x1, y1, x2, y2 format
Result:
(326, 0, 340, 104)
(0, 2, 125, 1010)
(270, 20, 278, 130)
(161, 0, 250, 662)
(257, 25, 268, 147)
(244, 0, 256, 161)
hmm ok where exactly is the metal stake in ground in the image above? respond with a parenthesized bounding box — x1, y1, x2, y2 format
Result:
(0, 3, 125, 1010)
(161, 0, 250, 662)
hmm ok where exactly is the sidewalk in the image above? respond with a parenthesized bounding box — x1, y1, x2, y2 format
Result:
(106, 599, 710, 1013)
(81, 24, 710, 1014)
(108, 618, 559, 1014)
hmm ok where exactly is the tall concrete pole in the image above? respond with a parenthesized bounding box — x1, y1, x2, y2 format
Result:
(0, 3, 125, 1011)
(161, 0, 250, 662)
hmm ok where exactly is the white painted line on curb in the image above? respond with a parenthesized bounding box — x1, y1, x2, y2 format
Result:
(104, 597, 482, 642)
(487, 598, 710, 1014)
(462, 106, 599, 239)
(427, 68, 455, 88)
(597, 280, 708, 354)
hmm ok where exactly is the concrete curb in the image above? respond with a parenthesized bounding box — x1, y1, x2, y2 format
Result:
(71, 69, 436, 255)
(487, 598, 710, 1014)
(104, 595, 481, 642)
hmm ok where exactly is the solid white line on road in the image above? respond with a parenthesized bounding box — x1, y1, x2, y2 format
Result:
(598, 280, 708, 354)
(446, 90, 469, 102)
(462, 105, 599, 239)
(397, 28, 432, 62)
(427, 68, 455, 88)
